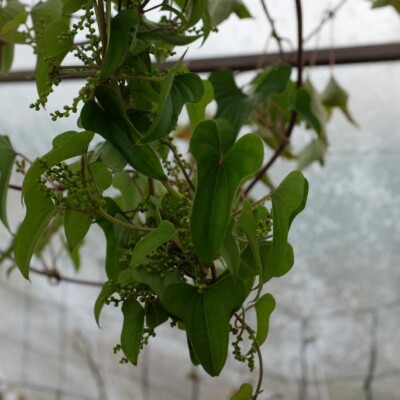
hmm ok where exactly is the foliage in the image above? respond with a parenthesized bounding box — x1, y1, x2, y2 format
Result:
(0, 0, 359, 398)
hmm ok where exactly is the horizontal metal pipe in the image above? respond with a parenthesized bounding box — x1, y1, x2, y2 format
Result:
(1, 42, 399, 83)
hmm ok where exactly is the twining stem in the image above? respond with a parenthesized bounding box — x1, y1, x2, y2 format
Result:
(97, 207, 154, 232)
(234, 313, 264, 400)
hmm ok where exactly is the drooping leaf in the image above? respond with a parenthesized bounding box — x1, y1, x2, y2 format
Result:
(130, 221, 175, 266)
(291, 88, 322, 137)
(265, 171, 308, 278)
(0, 136, 15, 230)
(238, 201, 263, 279)
(190, 119, 263, 265)
(210, 65, 291, 135)
(230, 383, 253, 400)
(254, 293, 276, 345)
(162, 275, 246, 376)
(80, 85, 166, 181)
(64, 210, 92, 252)
(14, 188, 57, 279)
(22, 130, 94, 196)
(121, 299, 145, 365)
(90, 162, 113, 191)
(113, 170, 141, 211)
(146, 301, 169, 329)
(100, 8, 139, 80)
(297, 139, 327, 170)
(94, 281, 115, 327)
(186, 79, 214, 129)
(208, 0, 252, 26)
(321, 76, 358, 126)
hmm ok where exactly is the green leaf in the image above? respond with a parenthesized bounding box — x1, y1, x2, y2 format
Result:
(91, 141, 127, 172)
(22, 130, 94, 196)
(321, 77, 358, 126)
(121, 299, 145, 365)
(0, 42, 14, 75)
(186, 79, 214, 129)
(101, 8, 139, 80)
(182, 0, 207, 27)
(190, 119, 263, 265)
(130, 220, 175, 266)
(14, 188, 57, 279)
(210, 65, 291, 135)
(220, 221, 240, 278)
(208, 0, 251, 25)
(94, 281, 115, 327)
(238, 201, 262, 279)
(91, 162, 113, 191)
(113, 170, 141, 211)
(291, 88, 322, 137)
(64, 210, 92, 252)
(146, 301, 169, 329)
(266, 171, 308, 278)
(31, 0, 64, 31)
(80, 85, 167, 181)
(143, 71, 204, 143)
(62, 0, 85, 14)
(254, 293, 276, 345)
(162, 275, 246, 376)
(230, 383, 253, 400)
(35, 20, 72, 97)
(0, 136, 15, 230)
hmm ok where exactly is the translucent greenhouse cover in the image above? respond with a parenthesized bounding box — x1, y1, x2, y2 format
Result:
(0, 1, 399, 399)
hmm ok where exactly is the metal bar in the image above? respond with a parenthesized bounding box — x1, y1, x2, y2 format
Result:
(1, 42, 399, 83)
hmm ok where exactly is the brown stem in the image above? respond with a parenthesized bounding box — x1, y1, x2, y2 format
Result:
(244, 0, 303, 196)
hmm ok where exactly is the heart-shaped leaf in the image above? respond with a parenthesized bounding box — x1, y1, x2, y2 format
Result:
(121, 299, 145, 365)
(190, 119, 263, 265)
(145, 301, 169, 329)
(254, 293, 276, 345)
(130, 220, 175, 266)
(100, 8, 139, 80)
(0, 136, 15, 230)
(80, 85, 166, 181)
(162, 275, 246, 376)
(64, 209, 92, 252)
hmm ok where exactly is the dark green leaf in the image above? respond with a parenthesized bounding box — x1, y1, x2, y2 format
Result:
(101, 8, 139, 80)
(130, 221, 175, 266)
(146, 301, 169, 329)
(185, 0, 207, 27)
(255, 293, 275, 345)
(94, 281, 115, 327)
(265, 171, 308, 278)
(230, 383, 253, 400)
(190, 119, 263, 265)
(81, 85, 166, 181)
(186, 79, 214, 129)
(0, 136, 15, 230)
(62, 0, 85, 14)
(371, 0, 400, 12)
(14, 188, 57, 279)
(22, 130, 94, 196)
(64, 210, 92, 252)
(121, 299, 145, 365)
(162, 275, 246, 376)
(210, 65, 291, 135)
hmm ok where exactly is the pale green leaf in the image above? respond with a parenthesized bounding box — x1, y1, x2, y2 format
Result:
(255, 293, 276, 345)
(0, 136, 15, 230)
(230, 383, 253, 400)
